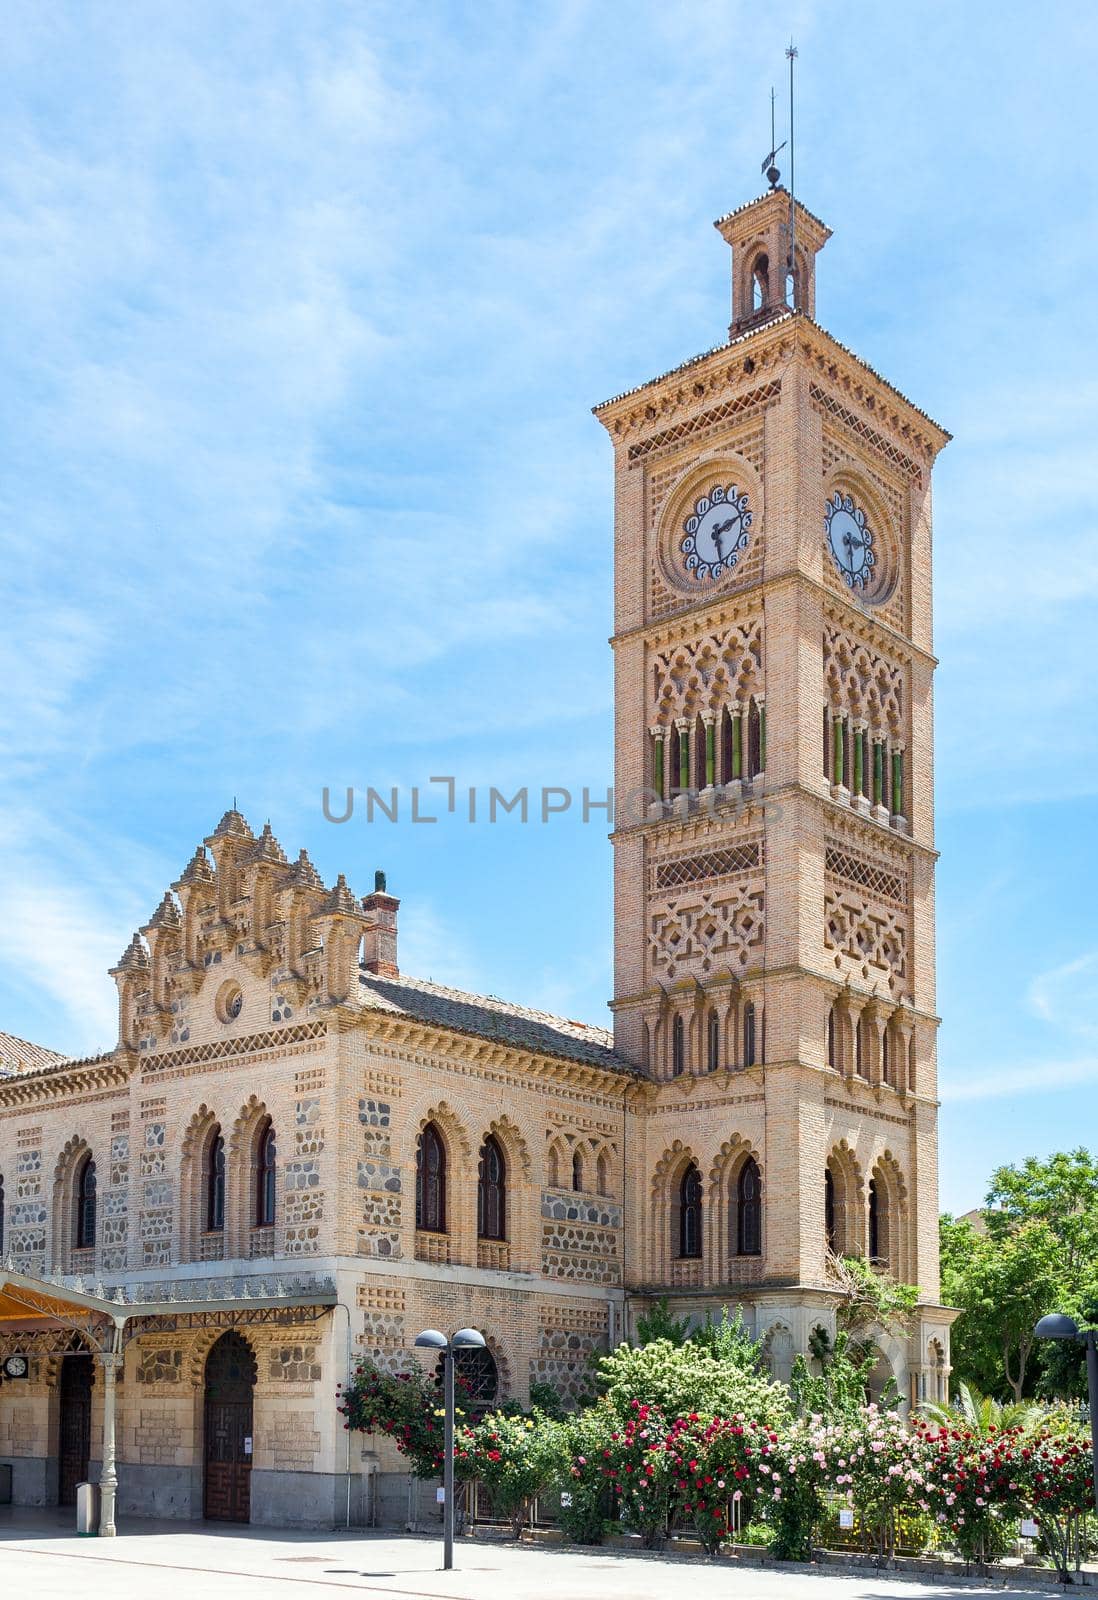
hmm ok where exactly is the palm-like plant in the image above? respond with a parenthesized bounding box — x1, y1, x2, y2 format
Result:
(919, 1379, 1040, 1436)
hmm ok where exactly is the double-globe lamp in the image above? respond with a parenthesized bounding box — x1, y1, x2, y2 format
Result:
(413, 1326, 486, 1570)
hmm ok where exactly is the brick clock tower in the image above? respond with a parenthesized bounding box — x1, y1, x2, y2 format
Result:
(595, 187, 954, 1403)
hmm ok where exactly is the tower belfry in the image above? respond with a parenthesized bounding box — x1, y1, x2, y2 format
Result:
(716, 190, 831, 332)
(594, 169, 954, 1394)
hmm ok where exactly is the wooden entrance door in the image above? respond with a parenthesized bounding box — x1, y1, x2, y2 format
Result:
(58, 1352, 93, 1506)
(203, 1331, 256, 1522)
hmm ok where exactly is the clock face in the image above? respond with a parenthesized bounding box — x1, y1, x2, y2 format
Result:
(3, 1354, 28, 1379)
(825, 492, 876, 592)
(680, 484, 753, 582)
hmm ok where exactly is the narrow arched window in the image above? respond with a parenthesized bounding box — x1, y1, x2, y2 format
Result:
(752, 253, 769, 311)
(572, 1147, 584, 1192)
(720, 705, 734, 784)
(671, 1014, 685, 1077)
(547, 1144, 560, 1188)
(868, 1177, 881, 1263)
(678, 1163, 703, 1259)
(477, 1135, 506, 1241)
(707, 1009, 720, 1073)
(743, 1002, 757, 1068)
(75, 1154, 97, 1249)
(827, 1006, 838, 1069)
(596, 1149, 610, 1197)
(881, 1026, 891, 1087)
(206, 1127, 226, 1232)
(825, 1167, 837, 1254)
(736, 1156, 762, 1256)
(416, 1123, 447, 1233)
(255, 1118, 276, 1228)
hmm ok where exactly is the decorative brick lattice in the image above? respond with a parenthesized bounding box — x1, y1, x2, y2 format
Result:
(646, 421, 766, 525)
(813, 384, 922, 479)
(653, 840, 761, 892)
(651, 617, 764, 724)
(824, 891, 908, 992)
(825, 846, 907, 909)
(630, 381, 780, 469)
(649, 882, 765, 982)
(824, 623, 904, 736)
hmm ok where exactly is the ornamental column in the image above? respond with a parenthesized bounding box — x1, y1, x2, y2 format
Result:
(871, 734, 889, 825)
(674, 717, 691, 814)
(97, 1344, 123, 1536)
(727, 702, 743, 800)
(890, 742, 908, 834)
(649, 725, 667, 819)
(701, 712, 717, 802)
(852, 719, 870, 815)
(830, 712, 849, 803)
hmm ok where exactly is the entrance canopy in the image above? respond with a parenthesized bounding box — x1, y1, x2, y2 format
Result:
(0, 1267, 124, 1355)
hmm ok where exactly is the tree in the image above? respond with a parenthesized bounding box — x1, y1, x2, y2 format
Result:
(940, 1216, 1063, 1400)
(985, 1148, 1098, 1280)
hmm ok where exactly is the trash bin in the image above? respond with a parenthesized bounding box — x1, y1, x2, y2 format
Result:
(75, 1481, 100, 1536)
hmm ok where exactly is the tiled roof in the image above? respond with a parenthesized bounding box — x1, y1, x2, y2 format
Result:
(0, 1031, 69, 1080)
(593, 310, 950, 442)
(712, 186, 830, 234)
(358, 971, 636, 1076)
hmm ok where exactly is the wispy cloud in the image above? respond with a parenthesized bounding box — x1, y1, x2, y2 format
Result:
(942, 1057, 1098, 1105)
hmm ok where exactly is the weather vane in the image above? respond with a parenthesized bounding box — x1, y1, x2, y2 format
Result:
(761, 85, 786, 189)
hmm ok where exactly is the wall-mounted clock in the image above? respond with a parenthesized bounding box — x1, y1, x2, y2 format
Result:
(2, 1354, 29, 1379)
(680, 484, 753, 582)
(824, 492, 876, 593)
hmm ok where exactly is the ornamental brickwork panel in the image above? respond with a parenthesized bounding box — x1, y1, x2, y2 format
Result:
(650, 615, 764, 726)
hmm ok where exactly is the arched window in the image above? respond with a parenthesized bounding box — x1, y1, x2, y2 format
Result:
(707, 1009, 720, 1073)
(75, 1154, 97, 1249)
(255, 1119, 276, 1228)
(751, 253, 769, 311)
(825, 1167, 837, 1254)
(743, 1002, 757, 1068)
(671, 1014, 685, 1077)
(416, 1123, 447, 1233)
(477, 1135, 506, 1241)
(881, 1026, 891, 1087)
(596, 1149, 610, 1197)
(827, 1006, 838, 1069)
(736, 1156, 762, 1256)
(868, 1177, 881, 1263)
(571, 1147, 584, 1193)
(206, 1127, 226, 1232)
(678, 1163, 703, 1259)
(547, 1144, 560, 1188)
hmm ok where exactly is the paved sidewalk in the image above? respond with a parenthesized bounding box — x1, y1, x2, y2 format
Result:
(0, 1510, 1075, 1600)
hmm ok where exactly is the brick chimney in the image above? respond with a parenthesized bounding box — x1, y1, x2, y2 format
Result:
(361, 870, 399, 978)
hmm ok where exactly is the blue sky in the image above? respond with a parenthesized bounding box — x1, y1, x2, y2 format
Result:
(1, 1, 1095, 1217)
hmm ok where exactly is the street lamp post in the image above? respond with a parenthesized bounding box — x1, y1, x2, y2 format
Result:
(414, 1326, 486, 1570)
(1034, 1313, 1098, 1514)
